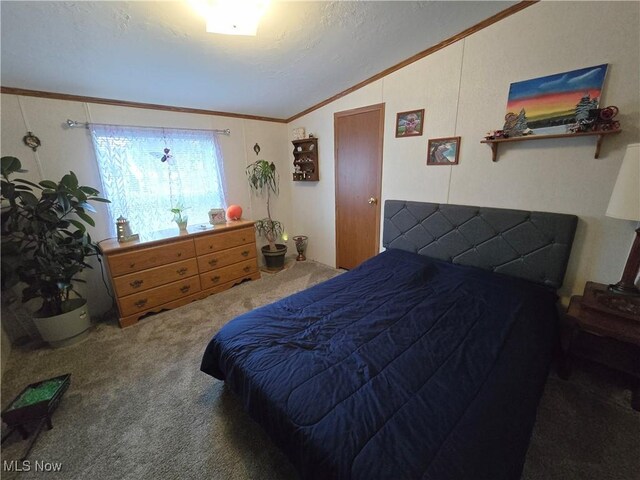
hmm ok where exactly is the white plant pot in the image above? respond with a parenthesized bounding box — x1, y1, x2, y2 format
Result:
(33, 298, 91, 348)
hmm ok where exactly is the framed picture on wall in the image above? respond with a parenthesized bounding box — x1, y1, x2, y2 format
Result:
(506, 64, 608, 135)
(395, 109, 425, 137)
(427, 136, 461, 165)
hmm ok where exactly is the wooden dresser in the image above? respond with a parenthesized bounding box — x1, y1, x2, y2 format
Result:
(99, 220, 260, 327)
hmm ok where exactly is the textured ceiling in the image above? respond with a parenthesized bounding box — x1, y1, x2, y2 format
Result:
(1, 1, 516, 119)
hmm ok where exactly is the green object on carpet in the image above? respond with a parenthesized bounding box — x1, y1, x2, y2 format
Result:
(7, 378, 66, 410)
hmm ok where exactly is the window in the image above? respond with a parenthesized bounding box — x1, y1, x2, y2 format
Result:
(90, 124, 227, 236)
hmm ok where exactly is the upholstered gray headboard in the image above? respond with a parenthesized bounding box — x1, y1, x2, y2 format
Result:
(383, 200, 577, 289)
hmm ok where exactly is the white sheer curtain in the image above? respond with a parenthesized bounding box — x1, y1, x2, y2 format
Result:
(90, 124, 227, 236)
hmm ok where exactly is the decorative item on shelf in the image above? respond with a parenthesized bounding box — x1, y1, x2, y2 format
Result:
(602, 143, 640, 304)
(226, 204, 242, 221)
(502, 112, 518, 135)
(22, 131, 41, 152)
(567, 106, 621, 133)
(292, 127, 305, 140)
(593, 106, 621, 131)
(427, 137, 461, 166)
(170, 203, 189, 231)
(293, 235, 308, 261)
(208, 208, 226, 225)
(502, 111, 533, 137)
(293, 164, 302, 180)
(484, 130, 509, 140)
(395, 109, 425, 137)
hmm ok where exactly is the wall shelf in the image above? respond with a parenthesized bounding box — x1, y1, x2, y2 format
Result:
(480, 129, 622, 162)
(292, 138, 319, 181)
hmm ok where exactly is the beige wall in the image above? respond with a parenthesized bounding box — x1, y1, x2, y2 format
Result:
(0, 95, 290, 319)
(287, 1, 640, 300)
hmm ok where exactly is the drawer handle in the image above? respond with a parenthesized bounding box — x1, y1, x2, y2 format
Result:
(129, 279, 144, 289)
(134, 299, 148, 308)
(129, 262, 135, 268)
(241, 250, 249, 257)
(211, 275, 220, 283)
(177, 252, 182, 257)
(208, 258, 218, 266)
(180, 285, 191, 294)
(176, 267, 188, 276)
(243, 266, 251, 273)
(209, 245, 213, 250)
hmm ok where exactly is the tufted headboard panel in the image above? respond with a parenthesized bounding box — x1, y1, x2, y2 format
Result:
(383, 200, 578, 289)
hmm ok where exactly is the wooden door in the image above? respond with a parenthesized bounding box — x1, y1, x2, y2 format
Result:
(334, 104, 385, 270)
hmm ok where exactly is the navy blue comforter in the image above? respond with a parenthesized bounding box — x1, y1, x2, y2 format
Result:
(201, 249, 559, 480)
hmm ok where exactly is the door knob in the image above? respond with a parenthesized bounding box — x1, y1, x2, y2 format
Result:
(368, 197, 378, 205)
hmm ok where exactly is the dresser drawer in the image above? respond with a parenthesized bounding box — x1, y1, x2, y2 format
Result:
(112, 258, 198, 297)
(108, 240, 196, 276)
(197, 243, 257, 273)
(119, 276, 201, 317)
(194, 227, 254, 256)
(200, 259, 258, 290)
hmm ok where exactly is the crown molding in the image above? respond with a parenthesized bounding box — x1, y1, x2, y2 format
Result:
(0, 87, 287, 124)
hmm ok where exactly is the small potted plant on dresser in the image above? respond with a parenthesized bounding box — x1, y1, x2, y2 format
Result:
(246, 159, 287, 271)
(1, 156, 110, 348)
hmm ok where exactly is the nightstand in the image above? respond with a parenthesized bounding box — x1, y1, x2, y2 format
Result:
(560, 282, 640, 411)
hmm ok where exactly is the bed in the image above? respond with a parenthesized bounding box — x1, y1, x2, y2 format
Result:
(201, 200, 578, 480)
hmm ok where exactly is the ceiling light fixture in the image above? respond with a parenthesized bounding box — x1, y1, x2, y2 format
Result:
(189, 0, 271, 36)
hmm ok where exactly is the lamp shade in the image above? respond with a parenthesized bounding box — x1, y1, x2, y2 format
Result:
(606, 143, 640, 221)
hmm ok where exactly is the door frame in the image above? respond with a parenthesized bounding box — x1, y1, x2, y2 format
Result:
(333, 103, 385, 268)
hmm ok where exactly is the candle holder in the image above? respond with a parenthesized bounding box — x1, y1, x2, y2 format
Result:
(293, 235, 308, 261)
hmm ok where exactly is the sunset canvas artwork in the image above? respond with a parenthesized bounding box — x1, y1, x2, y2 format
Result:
(506, 64, 608, 134)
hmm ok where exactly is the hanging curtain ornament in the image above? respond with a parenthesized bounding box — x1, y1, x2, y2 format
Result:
(161, 148, 172, 162)
(150, 148, 173, 163)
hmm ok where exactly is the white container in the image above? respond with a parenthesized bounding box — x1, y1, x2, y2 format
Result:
(33, 299, 91, 348)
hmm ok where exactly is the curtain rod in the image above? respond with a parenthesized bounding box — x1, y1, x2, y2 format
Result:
(65, 119, 231, 135)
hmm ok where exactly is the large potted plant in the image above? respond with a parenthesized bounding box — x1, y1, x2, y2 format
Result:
(1, 156, 110, 347)
(246, 159, 287, 271)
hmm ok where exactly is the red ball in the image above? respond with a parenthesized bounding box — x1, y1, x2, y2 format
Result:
(226, 205, 242, 221)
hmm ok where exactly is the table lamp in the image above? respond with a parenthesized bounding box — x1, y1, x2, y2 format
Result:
(605, 143, 640, 296)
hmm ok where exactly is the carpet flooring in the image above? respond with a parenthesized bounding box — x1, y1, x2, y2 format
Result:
(1, 260, 638, 479)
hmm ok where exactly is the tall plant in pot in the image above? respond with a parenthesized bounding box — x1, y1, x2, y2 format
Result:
(1, 156, 110, 347)
(246, 159, 287, 271)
